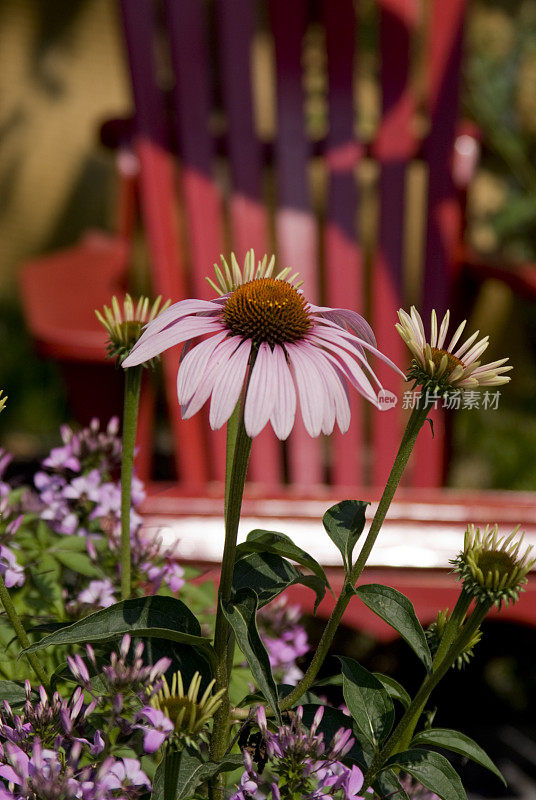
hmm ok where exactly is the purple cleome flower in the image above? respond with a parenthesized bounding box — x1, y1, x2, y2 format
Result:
(232, 705, 364, 800)
(258, 597, 310, 685)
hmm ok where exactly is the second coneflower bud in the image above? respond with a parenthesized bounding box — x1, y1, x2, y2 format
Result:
(95, 294, 170, 366)
(451, 524, 535, 609)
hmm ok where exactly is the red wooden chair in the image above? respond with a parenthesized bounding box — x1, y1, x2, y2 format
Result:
(19, 0, 536, 631)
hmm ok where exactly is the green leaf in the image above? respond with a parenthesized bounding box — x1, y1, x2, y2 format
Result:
(384, 749, 466, 800)
(372, 673, 411, 709)
(411, 729, 506, 785)
(236, 529, 331, 590)
(0, 680, 36, 705)
(372, 769, 409, 800)
(339, 656, 394, 746)
(322, 500, 368, 572)
(151, 747, 242, 800)
(355, 584, 432, 672)
(23, 596, 216, 668)
(54, 551, 102, 577)
(232, 552, 325, 612)
(301, 704, 375, 769)
(222, 588, 280, 721)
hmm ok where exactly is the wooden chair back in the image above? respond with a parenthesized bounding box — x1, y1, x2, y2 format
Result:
(118, 0, 470, 493)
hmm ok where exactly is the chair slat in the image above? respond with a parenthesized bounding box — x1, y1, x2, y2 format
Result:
(120, 0, 208, 489)
(217, 0, 283, 487)
(270, 0, 323, 487)
(322, 0, 365, 487)
(165, 0, 228, 482)
(372, 0, 419, 486)
(413, 0, 467, 487)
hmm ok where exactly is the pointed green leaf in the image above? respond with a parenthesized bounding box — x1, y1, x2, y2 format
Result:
(384, 749, 466, 800)
(232, 552, 325, 612)
(222, 588, 280, 721)
(23, 596, 216, 669)
(236, 529, 330, 589)
(411, 729, 506, 785)
(355, 584, 432, 671)
(322, 500, 369, 572)
(0, 680, 37, 705)
(54, 551, 103, 577)
(372, 673, 411, 709)
(372, 769, 409, 800)
(339, 656, 394, 746)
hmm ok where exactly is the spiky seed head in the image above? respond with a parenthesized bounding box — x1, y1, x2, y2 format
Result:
(0, 391, 6, 415)
(451, 524, 535, 608)
(150, 670, 225, 748)
(95, 294, 170, 366)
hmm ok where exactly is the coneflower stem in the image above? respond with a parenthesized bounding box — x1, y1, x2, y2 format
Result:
(120, 364, 142, 600)
(363, 598, 492, 789)
(280, 402, 431, 712)
(210, 394, 253, 797)
(163, 743, 181, 800)
(396, 588, 473, 752)
(0, 572, 48, 686)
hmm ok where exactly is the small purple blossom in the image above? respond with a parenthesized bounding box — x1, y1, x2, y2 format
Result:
(257, 597, 310, 685)
(76, 579, 116, 609)
(0, 545, 24, 588)
(136, 706, 174, 753)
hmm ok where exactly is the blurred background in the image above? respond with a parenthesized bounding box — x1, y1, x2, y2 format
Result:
(1, 0, 536, 489)
(1, 2, 536, 796)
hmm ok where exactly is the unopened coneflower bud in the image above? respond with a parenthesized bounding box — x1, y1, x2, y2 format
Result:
(95, 294, 170, 365)
(451, 524, 535, 608)
(397, 307, 512, 395)
(426, 608, 482, 669)
(150, 670, 225, 748)
(0, 391, 6, 414)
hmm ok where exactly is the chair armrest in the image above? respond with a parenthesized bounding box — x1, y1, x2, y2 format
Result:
(463, 245, 536, 303)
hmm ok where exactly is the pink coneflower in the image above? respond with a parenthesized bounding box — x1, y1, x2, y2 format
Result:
(122, 256, 403, 439)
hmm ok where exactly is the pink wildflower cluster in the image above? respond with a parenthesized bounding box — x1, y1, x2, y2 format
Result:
(257, 597, 310, 685)
(232, 706, 364, 800)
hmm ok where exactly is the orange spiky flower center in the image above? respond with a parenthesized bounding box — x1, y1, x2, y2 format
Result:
(222, 278, 312, 347)
(429, 347, 464, 376)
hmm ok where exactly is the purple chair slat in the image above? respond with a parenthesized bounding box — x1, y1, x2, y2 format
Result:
(322, 0, 365, 486)
(270, 0, 323, 486)
(217, 0, 283, 486)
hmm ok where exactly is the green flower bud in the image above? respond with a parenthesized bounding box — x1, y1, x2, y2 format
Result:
(95, 294, 170, 366)
(451, 524, 535, 609)
(151, 670, 225, 748)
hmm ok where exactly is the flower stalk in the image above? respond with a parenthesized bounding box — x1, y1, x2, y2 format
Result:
(0, 571, 48, 686)
(280, 401, 432, 712)
(210, 392, 253, 795)
(120, 364, 143, 600)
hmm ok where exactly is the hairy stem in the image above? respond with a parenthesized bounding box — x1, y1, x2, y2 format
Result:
(363, 598, 492, 788)
(0, 573, 48, 686)
(210, 400, 253, 797)
(120, 365, 142, 600)
(280, 403, 431, 712)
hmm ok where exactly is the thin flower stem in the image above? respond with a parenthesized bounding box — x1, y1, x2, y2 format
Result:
(363, 599, 493, 789)
(120, 365, 142, 601)
(396, 588, 473, 752)
(210, 398, 253, 797)
(279, 402, 431, 713)
(163, 743, 181, 800)
(0, 572, 48, 686)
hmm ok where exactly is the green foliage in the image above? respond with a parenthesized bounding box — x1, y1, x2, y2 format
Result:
(410, 728, 506, 785)
(383, 749, 466, 800)
(322, 500, 369, 573)
(339, 656, 395, 747)
(232, 552, 326, 612)
(236, 529, 330, 589)
(355, 584, 432, 671)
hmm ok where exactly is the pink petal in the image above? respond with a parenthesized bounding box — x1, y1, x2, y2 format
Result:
(123, 316, 224, 367)
(269, 345, 297, 440)
(307, 333, 379, 404)
(244, 343, 277, 437)
(181, 336, 240, 419)
(142, 298, 221, 336)
(177, 330, 228, 404)
(320, 352, 352, 433)
(313, 318, 405, 378)
(210, 339, 252, 429)
(309, 306, 376, 347)
(286, 344, 325, 436)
